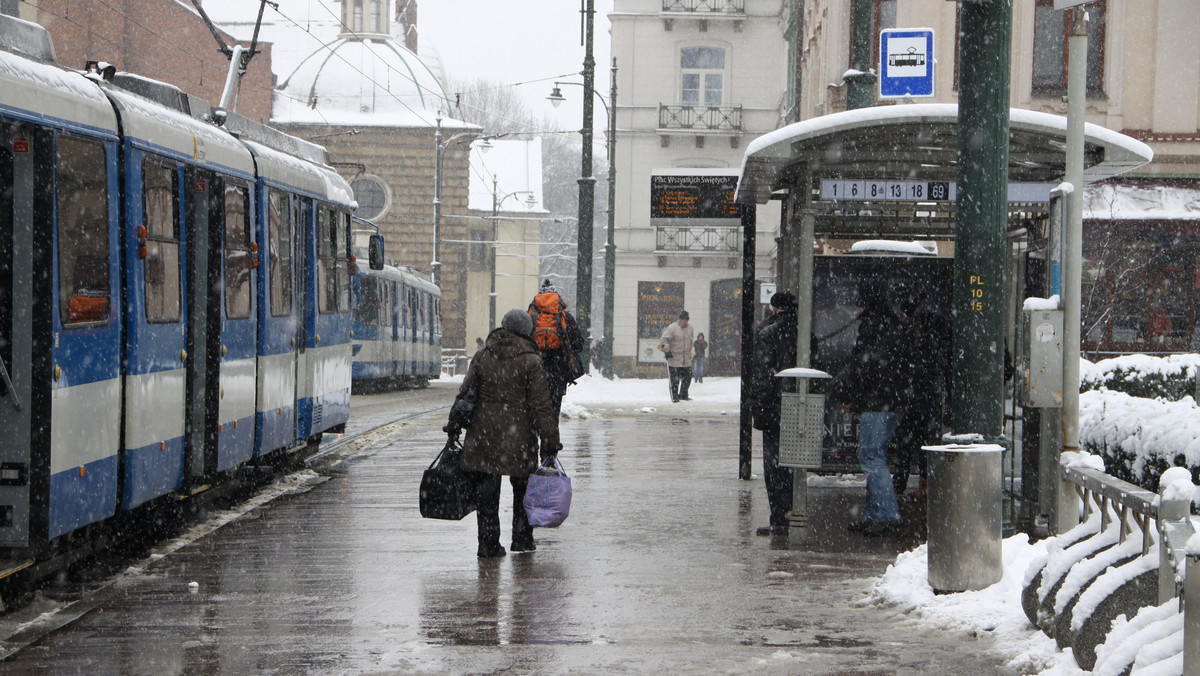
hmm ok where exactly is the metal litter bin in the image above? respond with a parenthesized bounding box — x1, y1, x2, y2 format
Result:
(775, 368, 831, 469)
(924, 443, 1004, 592)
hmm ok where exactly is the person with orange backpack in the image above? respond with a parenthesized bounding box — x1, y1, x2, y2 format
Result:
(527, 280, 585, 415)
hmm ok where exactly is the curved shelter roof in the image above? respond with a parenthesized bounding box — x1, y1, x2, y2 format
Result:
(737, 104, 1154, 207)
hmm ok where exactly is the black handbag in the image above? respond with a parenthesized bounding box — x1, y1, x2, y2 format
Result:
(419, 438, 476, 520)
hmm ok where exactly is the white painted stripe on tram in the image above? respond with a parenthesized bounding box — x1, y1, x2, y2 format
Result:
(257, 351, 297, 413)
(50, 378, 120, 474)
(123, 368, 186, 450)
(219, 356, 256, 425)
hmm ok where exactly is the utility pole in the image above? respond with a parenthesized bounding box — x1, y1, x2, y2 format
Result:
(951, 0, 1013, 439)
(576, 0, 597, 368)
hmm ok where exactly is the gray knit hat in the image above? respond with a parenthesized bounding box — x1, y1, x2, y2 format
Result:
(501, 308, 533, 337)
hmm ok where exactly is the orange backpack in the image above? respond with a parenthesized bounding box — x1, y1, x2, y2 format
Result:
(529, 292, 568, 350)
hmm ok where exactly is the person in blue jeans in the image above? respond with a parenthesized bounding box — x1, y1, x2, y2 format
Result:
(831, 280, 908, 536)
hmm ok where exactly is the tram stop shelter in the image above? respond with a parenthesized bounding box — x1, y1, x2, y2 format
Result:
(733, 103, 1154, 545)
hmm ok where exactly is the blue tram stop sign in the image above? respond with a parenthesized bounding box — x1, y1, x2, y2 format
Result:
(879, 28, 935, 99)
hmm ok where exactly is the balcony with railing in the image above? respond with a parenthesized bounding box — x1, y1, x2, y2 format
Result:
(656, 225, 741, 253)
(658, 103, 743, 132)
(662, 0, 744, 13)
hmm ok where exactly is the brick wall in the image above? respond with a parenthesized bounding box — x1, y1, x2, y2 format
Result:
(36, 0, 274, 122)
(290, 124, 472, 350)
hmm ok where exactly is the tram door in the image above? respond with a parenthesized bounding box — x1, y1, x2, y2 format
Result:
(257, 189, 299, 456)
(293, 196, 312, 441)
(182, 168, 221, 483)
(0, 125, 37, 549)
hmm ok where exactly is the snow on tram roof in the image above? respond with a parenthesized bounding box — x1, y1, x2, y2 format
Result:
(0, 18, 117, 135)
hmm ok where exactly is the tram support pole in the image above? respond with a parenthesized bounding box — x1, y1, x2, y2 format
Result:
(738, 205, 757, 480)
(951, 0, 1012, 439)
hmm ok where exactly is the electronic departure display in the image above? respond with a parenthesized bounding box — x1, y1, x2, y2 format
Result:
(650, 174, 740, 221)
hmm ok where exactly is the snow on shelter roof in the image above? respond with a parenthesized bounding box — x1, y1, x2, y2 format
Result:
(736, 103, 1153, 205)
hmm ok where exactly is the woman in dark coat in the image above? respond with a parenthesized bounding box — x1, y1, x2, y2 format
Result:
(453, 309, 561, 557)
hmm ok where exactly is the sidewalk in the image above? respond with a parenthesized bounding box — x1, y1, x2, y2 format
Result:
(0, 380, 1020, 675)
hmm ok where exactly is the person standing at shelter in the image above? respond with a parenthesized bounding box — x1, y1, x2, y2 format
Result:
(658, 311, 695, 402)
(692, 332, 708, 383)
(749, 292, 798, 536)
(527, 280, 584, 416)
(889, 293, 950, 500)
(449, 309, 561, 558)
(831, 281, 908, 536)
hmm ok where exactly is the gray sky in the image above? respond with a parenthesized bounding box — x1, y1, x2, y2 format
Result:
(417, 0, 615, 134)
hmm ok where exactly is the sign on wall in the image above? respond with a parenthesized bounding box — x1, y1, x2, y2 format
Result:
(637, 281, 685, 365)
(650, 173, 740, 225)
(879, 28, 935, 99)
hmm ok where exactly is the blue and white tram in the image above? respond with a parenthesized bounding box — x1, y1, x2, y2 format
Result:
(351, 230, 442, 389)
(0, 15, 365, 563)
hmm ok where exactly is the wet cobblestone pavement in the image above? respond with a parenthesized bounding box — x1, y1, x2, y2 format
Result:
(1, 384, 1016, 675)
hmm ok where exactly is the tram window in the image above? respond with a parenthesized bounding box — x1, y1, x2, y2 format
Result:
(358, 277, 380, 326)
(269, 190, 293, 317)
(337, 211, 351, 312)
(317, 207, 338, 314)
(56, 135, 111, 328)
(142, 160, 180, 323)
(224, 181, 251, 320)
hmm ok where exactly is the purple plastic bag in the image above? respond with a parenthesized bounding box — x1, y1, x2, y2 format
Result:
(523, 456, 572, 528)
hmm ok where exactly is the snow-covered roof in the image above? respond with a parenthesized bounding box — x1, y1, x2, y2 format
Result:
(468, 139, 548, 214)
(202, 0, 463, 129)
(1083, 183, 1200, 220)
(737, 103, 1154, 205)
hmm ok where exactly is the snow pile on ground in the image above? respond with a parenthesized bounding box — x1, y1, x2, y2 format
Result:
(563, 372, 740, 417)
(866, 535, 1085, 675)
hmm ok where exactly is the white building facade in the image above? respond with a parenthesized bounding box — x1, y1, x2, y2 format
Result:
(609, 0, 787, 377)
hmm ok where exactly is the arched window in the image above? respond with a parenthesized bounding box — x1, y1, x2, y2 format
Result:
(681, 47, 725, 106)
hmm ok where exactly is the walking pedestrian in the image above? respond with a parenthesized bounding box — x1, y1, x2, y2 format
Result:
(831, 280, 908, 537)
(749, 292, 798, 536)
(692, 332, 708, 383)
(658, 311, 695, 402)
(526, 279, 585, 416)
(449, 309, 562, 558)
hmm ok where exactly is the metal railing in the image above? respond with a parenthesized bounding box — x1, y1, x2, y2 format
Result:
(1059, 464, 1199, 671)
(656, 225, 740, 252)
(658, 104, 743, 132)
(661, 0, 744, 13)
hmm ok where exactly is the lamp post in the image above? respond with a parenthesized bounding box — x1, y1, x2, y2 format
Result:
(489, 175, 535, 331)
(548, 56, 617, 378)
(577, 0, 596, 369)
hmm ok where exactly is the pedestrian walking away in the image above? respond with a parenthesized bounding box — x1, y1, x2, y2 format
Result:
(692, 332, 707, 383)
(830, 280, 908, 537)
(658, 311, 695, 402)
(527, 279, 585, 417)
(749, 292, 798, 537)
(446, 308, 562, 558)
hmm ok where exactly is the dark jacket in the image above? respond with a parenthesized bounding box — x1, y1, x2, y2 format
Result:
(749, 308, 797, 431)
(831, 303, 908, 414)
(693, 336, 707, 359)
(456, 328, 560, 476)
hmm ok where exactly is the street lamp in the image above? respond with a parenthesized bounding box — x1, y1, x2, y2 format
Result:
(489, 175, 536, 331)
(433, 115, 502, 288)
(549, 56, 618, 379)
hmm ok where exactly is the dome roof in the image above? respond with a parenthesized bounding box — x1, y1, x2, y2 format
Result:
(273, 36, 450, 127)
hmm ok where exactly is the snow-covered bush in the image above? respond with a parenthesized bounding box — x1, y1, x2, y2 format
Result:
(1080, 353, 1200, 401)
(1076, 355, 1200, 490)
